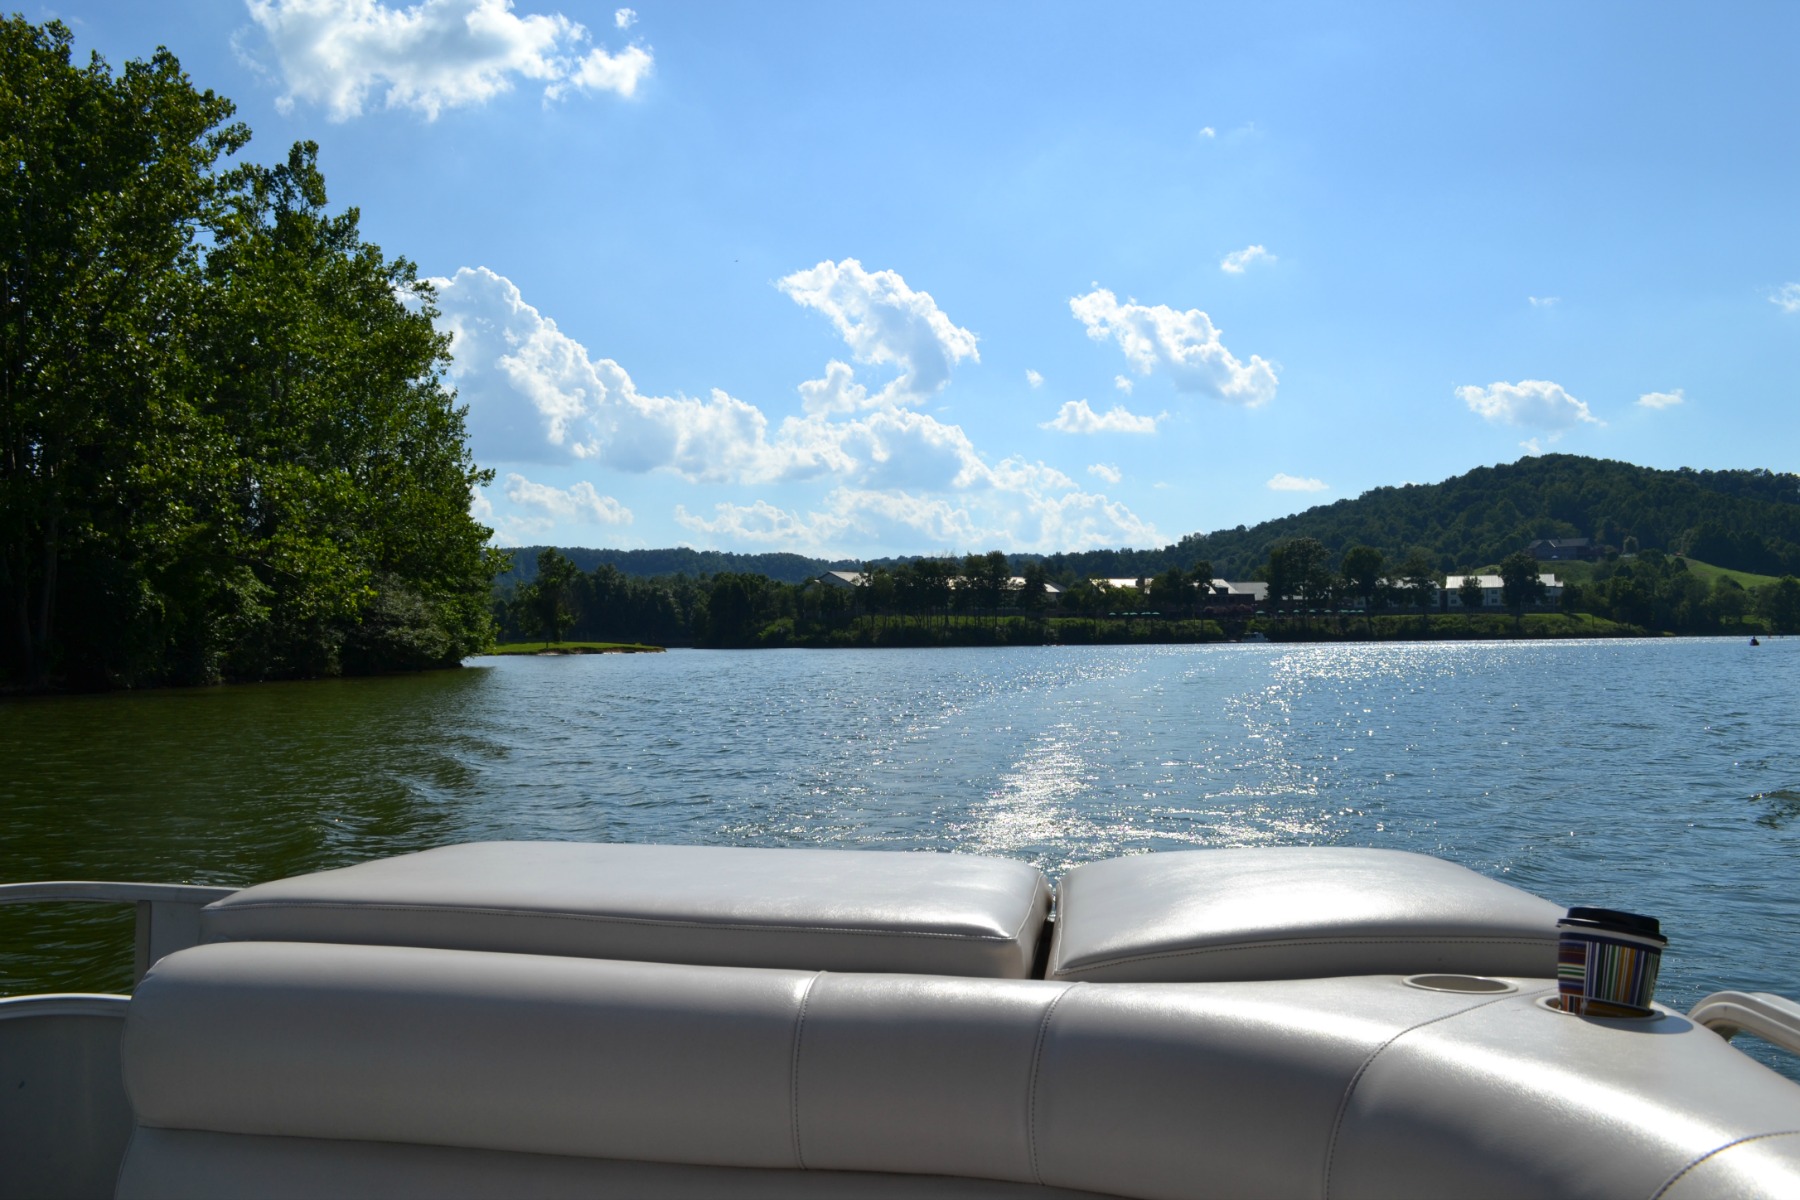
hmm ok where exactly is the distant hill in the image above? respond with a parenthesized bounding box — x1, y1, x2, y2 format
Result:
(1035, 454, 1800, 580)
(498, 455, 1800, 587)
(497, 546, 854, 587)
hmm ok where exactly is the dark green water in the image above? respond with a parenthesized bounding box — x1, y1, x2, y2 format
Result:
(2, 668, 496, 992)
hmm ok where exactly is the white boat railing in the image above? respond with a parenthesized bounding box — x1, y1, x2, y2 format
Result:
(1689, 990, 1800, 1059)
(0, 881, 239, 983)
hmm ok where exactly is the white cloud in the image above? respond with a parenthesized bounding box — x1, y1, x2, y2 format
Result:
(1529, 296, 1561, 307)
(1770, 284, 1800, 314)
(1070, 286, 1277, 406)
(469, 485, 552, 546)
(778, 259, 979, 407)
(1113, 374, 1133, 394)
(1041, 398, 1160, 435)
(1637, 388, 1685, 410)
(1198, 125, 1216, 139)
(503, 473, 632, 524)
(1088, 463, 1122, 485)
(1025, 368, 1044, 389)
(677, 483, 1159, 554)
(434, 266, 791, 481)
(245, 0, 651, 121)
(440, 264, 1163, 553)
(1266, 473, 1326, 492)
(613, 6, 635, 28)
(1520, 438, 1543, 455)
(1457, 379, 1602, 432)
(796, 359, 869, 415)
(1219, 244, 1274, 274)
(557, 43, 651, 99)
(436, 265, 1066, 495)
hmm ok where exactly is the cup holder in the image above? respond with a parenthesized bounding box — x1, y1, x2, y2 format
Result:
(1535, 994, 1661, 1020)
(1402, 974, 1517, 995)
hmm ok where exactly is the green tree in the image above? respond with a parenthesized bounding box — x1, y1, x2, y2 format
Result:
(1, 20, 498, 687)
(1340, 545, 1383, 633)
(196, 142, 499, 678)
(1398, 551, 1439, 630)
(1458, 572, 1486, 613)
(1149, 567, 1191, 617)
(1757, 576, 1800, 634)
(2, 19, 246, 684)
(1499, 551, 1547, 625)
(517, 549, 579, 646)
(980, 550, 1013, 623)
(1017, 561, 1050, 621)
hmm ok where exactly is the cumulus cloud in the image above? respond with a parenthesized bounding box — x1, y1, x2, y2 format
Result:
(1637, 388, 1684, 410)
(1266, 473, 1326, 492)
(1528, 296, 1560, 307)
(1088, 463, 1122, 485)
(1041, 398, 1160, 435)
(434, 265, 1055, 493)
(245, 0, 652, 120)
(1025, 368, 1044, 388)
(434, 266, 803, 481)
(677, 483, 1159, 554)
(1113, 375, 1133, 394)
(1457, 379, 1601, 432)
(440, 264, 1163, 553)
(1070, 286, 1277, 406)
(613, 6, 635, 27)
(503, 473, 632, 524)
(1771, 284, 1800, 314)
(1198, 125, 1216, 139)
(1219, 245, 1274, 274)
(779, 259, 979, 407)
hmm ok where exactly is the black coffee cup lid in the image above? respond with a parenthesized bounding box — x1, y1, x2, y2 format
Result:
(1561, 906, 1665, 942)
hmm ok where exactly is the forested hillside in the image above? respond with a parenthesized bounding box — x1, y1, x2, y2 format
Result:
(521, 456, 1800, 589)
(1034, 455, 1800, 581)
(2, 21, 500, 689)
(497, 546, 848, 587)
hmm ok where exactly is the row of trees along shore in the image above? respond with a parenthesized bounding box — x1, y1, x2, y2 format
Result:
(2, 21, 501, 690)
(500, 543, 1800, 650)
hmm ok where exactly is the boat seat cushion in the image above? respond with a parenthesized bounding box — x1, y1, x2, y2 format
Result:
(1046, 847, 1562, 982)
(120, 940, 1800, 1200)
(200, 842, 1051, 979)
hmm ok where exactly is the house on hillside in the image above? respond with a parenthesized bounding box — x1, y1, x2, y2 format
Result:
(1443, 574, 1562, 610)
(1527, 537, 1597, 561)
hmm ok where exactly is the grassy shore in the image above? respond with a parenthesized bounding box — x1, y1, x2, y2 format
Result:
(483, 641, 665, 656)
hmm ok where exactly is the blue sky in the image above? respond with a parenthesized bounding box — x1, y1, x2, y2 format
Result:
(40, 1, 1800, 556)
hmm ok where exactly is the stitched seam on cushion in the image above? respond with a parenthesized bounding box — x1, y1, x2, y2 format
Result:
(1648, 1129, 1800, 1200)
(1061, 934, 1555, 976)
(210, 901, 1016, 942)
(790, 972, 820, 1171)
(1026, 984, 1075, 1187)
(1322, 984, 1554, 1200)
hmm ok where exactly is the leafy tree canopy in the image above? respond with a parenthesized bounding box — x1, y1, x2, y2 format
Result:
(2, 20, 500, 688)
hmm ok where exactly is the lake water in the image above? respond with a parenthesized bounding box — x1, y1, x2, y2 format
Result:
(5, 637, 1798, 1075)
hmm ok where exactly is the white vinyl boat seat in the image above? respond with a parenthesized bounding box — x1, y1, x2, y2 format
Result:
(116, 940, 1800, 1199)
(1047, 847, 1563, 982)
(200, 842, 1052, 979)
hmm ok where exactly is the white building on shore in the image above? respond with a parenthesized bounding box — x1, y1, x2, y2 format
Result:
(1443, 574, 1563, 609)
